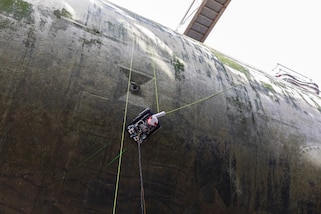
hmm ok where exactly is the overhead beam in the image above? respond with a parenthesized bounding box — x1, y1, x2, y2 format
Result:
(184, 0, 232, 42)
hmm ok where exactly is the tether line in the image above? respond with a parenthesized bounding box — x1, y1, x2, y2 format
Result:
(166, 83, 244, 115)
(112, 38, 136, 214)
(138, 142, 146, 214)
(152, 51, 160, 112)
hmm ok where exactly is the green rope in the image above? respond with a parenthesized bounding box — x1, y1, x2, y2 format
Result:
(112, 38, 136, 214)
(75, 143, 110, 170)
(166, 83, 244, 115)
(152, 51, 160, 112)
(103, 148, 128, 170)
(48, 142, 111, 188)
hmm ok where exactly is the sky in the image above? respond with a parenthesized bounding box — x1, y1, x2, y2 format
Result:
(107, 0, 321, 86)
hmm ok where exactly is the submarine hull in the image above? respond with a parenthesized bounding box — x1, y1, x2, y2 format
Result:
(1, 1, 321, 213)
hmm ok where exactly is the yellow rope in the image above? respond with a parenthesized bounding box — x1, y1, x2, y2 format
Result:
(152, 51, 160, 112)
(112, 38, 136, 214)
(166, 83, 244, 115)
(112, 34, 243, 213)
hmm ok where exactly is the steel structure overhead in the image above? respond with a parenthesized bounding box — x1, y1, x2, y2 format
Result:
(184, 0, 231, 42)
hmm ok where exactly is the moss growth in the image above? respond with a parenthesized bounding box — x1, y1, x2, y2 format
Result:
(261, 82, 275, 92)
(273, 80, 286, 88)
(92, 28, 100, 35)
(54, 8, 72, 19)
(171, 56, 185, 81)
(0, 0, 32, 20)
(61, 8, 72, 18)
(0, 18, 12, 29)
(213, 50, 250, 79)
(53, 9, 60, 18)
(83, 38, 102, 46)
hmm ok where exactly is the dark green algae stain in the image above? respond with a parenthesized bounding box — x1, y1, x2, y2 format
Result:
(0, 18, 13, 29)
(0, 0, 32, 20)
(53, 8, 72, 19)
(212, 50, 250, 79)
(171, 56, 185, 81)
(261, 81, 276, 93)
